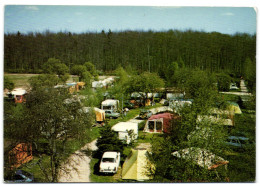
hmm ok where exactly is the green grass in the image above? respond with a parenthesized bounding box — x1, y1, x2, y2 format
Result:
(89, 158, 115, 182)
(5, 73, 39, 89)
(21, 155, 51, 182)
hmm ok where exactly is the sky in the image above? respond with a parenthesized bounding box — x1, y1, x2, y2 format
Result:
(4, 5, 257, 35)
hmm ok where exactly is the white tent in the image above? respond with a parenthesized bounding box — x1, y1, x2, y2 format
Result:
(92, 80, 105, 88)
(112, 122, 138, 144)
(172, 147, 229, 170)
(11, 88, 27, 96)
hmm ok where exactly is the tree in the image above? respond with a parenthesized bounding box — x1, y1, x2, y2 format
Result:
(243, 57, 256, 93)
(70, 65, 87, 81)
(29, 74, 60, 90)
(125, 72, 165, 106)
(84, 62, 96, 75)
(95, 125, 124, 158)
(42, 58, 69, 83)
(166, 62, 179, 86)
(4, 76, 14, 90)
(217, 73, 231, 92)
(5, 87, 94, 182)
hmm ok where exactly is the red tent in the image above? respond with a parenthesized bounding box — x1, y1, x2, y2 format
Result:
(144, 113, 180, 133)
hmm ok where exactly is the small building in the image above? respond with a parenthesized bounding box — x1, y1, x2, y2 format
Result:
(101, 99, 119, 112)
(143, 113, 180, 133)
(172, 147, 229, 170)
(112, 122, 138, 144)
(9, 143, 33, 169)
(9, 88, 27, 103)
(122, 144, 154, 181)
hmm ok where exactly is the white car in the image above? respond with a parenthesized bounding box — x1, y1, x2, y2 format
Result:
(230, 83, 239, 90)
(99, 151, 120, 174)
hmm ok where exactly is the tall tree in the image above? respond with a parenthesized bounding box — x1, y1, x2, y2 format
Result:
(5, 87, 94, 182)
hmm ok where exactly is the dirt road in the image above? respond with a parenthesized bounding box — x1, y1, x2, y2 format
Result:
(58, 140, 98, 182)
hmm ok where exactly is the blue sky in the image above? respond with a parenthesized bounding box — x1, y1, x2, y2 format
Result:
(4, 5, 257, 35)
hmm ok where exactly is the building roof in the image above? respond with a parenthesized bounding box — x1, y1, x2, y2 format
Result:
(11, 88, 27, 96)
(148, 112, 173, 121)
(101, 99, 119, 106)
(112, 122, 138, 132)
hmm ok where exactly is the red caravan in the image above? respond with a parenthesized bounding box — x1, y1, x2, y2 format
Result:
(143, 112, 180, 133)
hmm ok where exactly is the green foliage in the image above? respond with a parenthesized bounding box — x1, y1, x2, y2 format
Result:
(166, 62, 179, 86)
(217, 73, 232, 91)
(29, 74, 59, 90)
(243, 57, 256, 93)
(4, 76, 14, 90)
(71, 65, 87, 78)
(95, 125, 124, 158)
(84, 62, 96, 75)
(126, 72, 165, 95)
(5, 88, 93, 182)
(41, 58, 69, 82)
(4, 30, 256, 76)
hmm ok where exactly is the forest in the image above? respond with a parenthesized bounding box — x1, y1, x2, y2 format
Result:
(4, 29, 256, 77)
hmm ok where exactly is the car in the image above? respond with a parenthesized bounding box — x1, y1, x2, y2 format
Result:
(230, 83, 239, 90)
(99, 151, 121, 174)
(225, 136, 251, 149)
(124, 101, 135, 109)
(139, 109, 153, 119)
(5, 170, 34, 183)
(105, 110, 120, 119)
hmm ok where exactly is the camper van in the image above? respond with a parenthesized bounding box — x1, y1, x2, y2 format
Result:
(101, 99, 119, 112)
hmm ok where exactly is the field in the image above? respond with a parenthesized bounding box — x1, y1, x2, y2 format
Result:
(4, 73, 79, 90)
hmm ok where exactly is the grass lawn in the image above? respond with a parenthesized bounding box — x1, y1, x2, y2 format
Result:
(4, 73, 79, 89)
(5, 73, 39, 89)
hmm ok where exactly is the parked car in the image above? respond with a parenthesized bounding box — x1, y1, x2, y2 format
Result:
(124, 101, 135, 109)
(99, 151, 121, 174)
(105, 110, 120, 119)
(139, 109, 153, 119)
(230, 83, 239, 90)
(5, 170, 34, 183)
(225, 136, 250, 149)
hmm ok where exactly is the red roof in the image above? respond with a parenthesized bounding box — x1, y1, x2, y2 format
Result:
(148, 113, 173, 121)
(148, 113, 176, 133)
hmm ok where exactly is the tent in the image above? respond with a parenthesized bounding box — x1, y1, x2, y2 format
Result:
(197, 115, 233, 126)
(111, 122, 138, 144)
(227, 102, 242, 114)
(9, 143, 33, 169)
(10, 88, 27, 103)
(94, 107, 105, 123)
(172, 147, 229, 170)
(82, 107, 105, 123)
(197, 108, 235, 126)
(122, 147, 154, 181)
(143, 113, 180, 133)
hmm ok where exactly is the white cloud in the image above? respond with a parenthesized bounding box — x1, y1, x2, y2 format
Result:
(24, 6, 39, 11)
(221, 12, 234, 16)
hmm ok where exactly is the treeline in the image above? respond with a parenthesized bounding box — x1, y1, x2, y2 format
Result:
(4, 29, 256, 76)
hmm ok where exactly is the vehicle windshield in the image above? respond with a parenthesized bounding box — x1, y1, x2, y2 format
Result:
(102, 158, 115, 163)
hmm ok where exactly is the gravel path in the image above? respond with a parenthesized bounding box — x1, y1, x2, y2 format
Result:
(58, 139, 98, 183)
